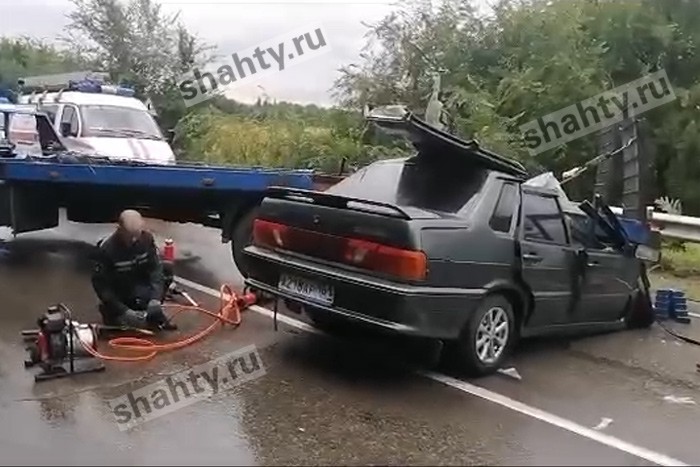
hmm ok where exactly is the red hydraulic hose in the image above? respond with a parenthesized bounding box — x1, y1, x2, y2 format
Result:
(78, 284, 243, 362)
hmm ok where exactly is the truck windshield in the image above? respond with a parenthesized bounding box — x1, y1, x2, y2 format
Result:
(80, 105, 163, 140)
(326, 156, 489, 214)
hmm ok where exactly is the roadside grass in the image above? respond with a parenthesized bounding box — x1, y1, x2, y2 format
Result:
(648, 242, 700, 301)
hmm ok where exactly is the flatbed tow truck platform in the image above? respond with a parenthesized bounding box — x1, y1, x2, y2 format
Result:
(0, 103, 341, 276)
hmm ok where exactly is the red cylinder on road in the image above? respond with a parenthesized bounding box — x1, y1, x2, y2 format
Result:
(163, 239, 175, 262)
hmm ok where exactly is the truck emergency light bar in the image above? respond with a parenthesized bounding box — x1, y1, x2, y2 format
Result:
(19, 71, 135, 99)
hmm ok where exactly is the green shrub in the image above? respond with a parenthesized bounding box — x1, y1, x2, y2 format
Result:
(659, 242, 700, 277)
(173, 108, 410, 171)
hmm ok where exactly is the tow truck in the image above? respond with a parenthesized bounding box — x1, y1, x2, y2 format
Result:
(0, 93, 342, 277)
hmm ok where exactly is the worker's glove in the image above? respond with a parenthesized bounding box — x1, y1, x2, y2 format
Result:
(146, 299, 170, 328)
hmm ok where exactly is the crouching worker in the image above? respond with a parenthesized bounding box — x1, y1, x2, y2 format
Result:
(91, 209, 177, 331)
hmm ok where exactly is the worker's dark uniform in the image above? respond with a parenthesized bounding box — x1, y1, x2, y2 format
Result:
(91, 230, 171, 328)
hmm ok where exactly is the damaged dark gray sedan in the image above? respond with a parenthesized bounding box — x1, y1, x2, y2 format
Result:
(243, 109, 656, 376)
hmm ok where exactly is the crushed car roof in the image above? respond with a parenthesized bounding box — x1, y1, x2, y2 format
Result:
(524, 172, 587, 216)
(365, 106, 528, 178)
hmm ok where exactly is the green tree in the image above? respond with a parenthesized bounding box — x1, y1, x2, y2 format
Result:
(63, 0, 214, 129)
(0, 37, 88, 91)
(333, 0, 700, 213)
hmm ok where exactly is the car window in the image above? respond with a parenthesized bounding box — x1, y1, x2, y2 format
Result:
(326, 157, 489, 214)
(8, 114, 39, 144)
(39, 104, 59, 123)
(7, 113, 43, 155)
(60, 106, 79, 136)
(80, 105, 163, 139)
(522, 193, 568, 244)
(35, 114, 65, 152)
(490, 182, 518, 233)
(567, 214, 593, 247)
(568, 213, 618, 250)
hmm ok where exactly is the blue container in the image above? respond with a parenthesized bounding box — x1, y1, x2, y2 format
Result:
(654, 289, 673, 320)
(655, 288, 691, 323)
(68, 79, 102, 93)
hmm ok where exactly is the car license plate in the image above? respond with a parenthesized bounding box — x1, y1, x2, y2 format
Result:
(278, 274, 334, 305)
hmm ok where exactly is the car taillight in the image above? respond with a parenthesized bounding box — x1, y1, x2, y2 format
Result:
(344, 238, 427, 281)
(252, 219, 427, 281)
(253, 219, 288, 249)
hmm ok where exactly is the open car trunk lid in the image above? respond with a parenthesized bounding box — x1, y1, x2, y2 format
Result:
(365, 105, 528, 177)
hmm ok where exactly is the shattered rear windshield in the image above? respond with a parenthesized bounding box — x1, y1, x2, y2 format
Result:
(326, 156, 489, 214)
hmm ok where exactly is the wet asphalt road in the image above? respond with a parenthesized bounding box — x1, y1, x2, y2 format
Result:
(0, 217, 699, 465)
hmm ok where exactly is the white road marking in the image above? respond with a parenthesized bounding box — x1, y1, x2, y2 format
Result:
(662, 395, 696, 405)
(688, 312, 700, 319)
(593, 417, 614, 431)
(424, 373, 687, 466)
(174, 275, 691, 467)
(497, 367, 522, 381)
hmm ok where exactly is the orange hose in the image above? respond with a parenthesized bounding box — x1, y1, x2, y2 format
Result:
(78, 284, 243, 362)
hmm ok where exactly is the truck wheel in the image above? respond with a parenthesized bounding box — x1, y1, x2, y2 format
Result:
(231, 207, 258, 278)
(625, 281, 655, 329)
(443, 295, 516, 377)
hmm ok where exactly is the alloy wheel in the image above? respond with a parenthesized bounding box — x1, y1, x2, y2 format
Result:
(475, 306, 510, 365)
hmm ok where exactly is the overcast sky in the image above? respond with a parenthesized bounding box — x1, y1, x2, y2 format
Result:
(0, 0, 403, 106)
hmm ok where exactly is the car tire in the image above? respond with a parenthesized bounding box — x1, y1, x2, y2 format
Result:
(625, 282, 655, 329)
(231, 207, 259, 279)
(443, 295, 516, 377)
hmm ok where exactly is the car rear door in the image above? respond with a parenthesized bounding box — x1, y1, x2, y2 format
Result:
(518, 189, 578, 327)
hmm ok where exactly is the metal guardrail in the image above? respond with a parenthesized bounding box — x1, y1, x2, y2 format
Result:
(610, 206, 700, 243)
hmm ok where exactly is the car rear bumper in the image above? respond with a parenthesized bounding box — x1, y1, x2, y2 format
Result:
(243, 245, 485, 340)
